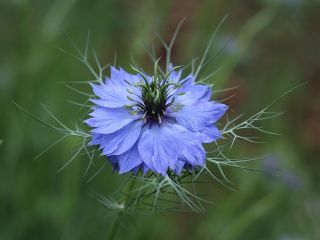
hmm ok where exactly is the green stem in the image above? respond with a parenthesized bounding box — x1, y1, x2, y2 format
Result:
(107, 220, 119, 240)
(107, 179, 136, 240)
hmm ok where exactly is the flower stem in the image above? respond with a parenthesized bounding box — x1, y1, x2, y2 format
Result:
(107, 220, 119, 240)
(107, 179, 136, 240)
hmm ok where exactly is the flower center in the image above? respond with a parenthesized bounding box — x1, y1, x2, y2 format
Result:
(126, 75, 184, 124)
(140, 79, 169, 122)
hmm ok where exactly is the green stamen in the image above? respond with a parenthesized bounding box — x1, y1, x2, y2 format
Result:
(129, 64, 184, 123)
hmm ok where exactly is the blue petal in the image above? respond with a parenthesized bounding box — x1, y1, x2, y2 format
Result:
(168, 63, 182, 83)
(116, 144, 143, 174)
(110, 66, 152, 85)
(110, 67, 144, 85)
(90, 67, 149, 108)
(138, 123, 206, 175)
(90, 82, 130, 108)
(92, 120, 143, 155)
(171, 125, 205, 167)
(85, 107, 140, 134)
(169, 101, 228, 131)
(140, 163, 150, 175)
(174, 160, 185, 175)
(138, 124, 179, 175)
(176, 83, 211, 106)
(199, 125, 222, 143)
(167, 78, 211, 107)
(107, 156, 119, 171)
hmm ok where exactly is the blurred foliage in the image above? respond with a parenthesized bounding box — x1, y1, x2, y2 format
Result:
(1, 0, 320, 239)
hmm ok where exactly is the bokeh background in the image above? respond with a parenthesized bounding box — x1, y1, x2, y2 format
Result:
(1, 0, 320, 239)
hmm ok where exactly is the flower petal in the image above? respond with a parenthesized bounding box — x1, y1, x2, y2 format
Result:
(175, 83, 211, 106)
(174, 160, 186, 175)
(110, 67, 142, 84)
(168, 63, 182, 83)
(199, 125, 222, 143)
(91, 120, 143, 155)
(169, 101, 228, 131)
(90, 82, 130, 108)
(116, 144, 143, 174)
(86, 107, 140, 134)
(171, 125, 205, 167)
(90, 67, 148, 108)
(138, 124, 179, 175)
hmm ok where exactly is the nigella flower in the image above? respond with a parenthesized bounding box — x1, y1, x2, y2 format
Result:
(85, 65, 228, 176)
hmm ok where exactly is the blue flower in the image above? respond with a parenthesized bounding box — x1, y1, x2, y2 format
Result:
(86, 65, 228, 176)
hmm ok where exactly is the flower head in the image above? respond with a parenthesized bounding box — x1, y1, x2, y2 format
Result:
(86, 64, 228, 176)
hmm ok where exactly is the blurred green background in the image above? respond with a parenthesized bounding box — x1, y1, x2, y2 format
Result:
(1, 0, 320, 239)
